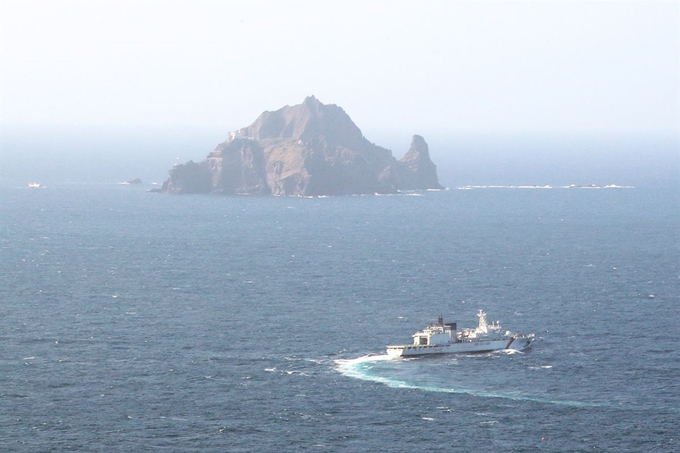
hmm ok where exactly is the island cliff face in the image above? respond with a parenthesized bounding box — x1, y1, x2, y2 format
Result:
(160, 96, 442, 196)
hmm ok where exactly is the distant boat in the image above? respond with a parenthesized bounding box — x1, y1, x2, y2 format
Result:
(28, 183, 45, 188)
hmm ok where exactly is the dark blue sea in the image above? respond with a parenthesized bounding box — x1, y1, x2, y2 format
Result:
(1, 184, 678, 452)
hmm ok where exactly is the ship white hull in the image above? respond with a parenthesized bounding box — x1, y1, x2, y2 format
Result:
(386, 336, 532, 358)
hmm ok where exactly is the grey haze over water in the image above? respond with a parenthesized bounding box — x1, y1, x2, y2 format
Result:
(1, 129, 677, 190)
(2, 3, 676, 190)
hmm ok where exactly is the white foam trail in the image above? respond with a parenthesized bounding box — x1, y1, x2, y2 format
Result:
(335, 355, 414, 387)
(335, 354, 393, 365)
(334, 354, 602, 408)
(334, 355, 393, 377)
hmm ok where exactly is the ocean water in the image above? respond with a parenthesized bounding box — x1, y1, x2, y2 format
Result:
(1, 184, 678, 452)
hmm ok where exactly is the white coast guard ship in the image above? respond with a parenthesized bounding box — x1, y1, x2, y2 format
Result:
(386, 310, 534, 357)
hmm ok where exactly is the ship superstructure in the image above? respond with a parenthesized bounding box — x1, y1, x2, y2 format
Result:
(386, 310, 533, 357)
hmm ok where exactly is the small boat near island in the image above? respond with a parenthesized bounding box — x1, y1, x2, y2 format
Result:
(386, 310, 534, 357)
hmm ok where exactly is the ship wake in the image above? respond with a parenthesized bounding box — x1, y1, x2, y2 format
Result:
(334, 354, 602, 408)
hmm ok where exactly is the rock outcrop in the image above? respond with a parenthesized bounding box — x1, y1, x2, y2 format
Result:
(160, 96, 442, 196)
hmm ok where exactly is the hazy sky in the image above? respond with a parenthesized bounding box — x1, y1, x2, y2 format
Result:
(1, 0, 678, 137)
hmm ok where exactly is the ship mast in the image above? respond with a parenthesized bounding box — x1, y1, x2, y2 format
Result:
(477, 310, 488, 333)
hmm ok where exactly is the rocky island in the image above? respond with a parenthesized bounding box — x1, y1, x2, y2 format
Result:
(159, 96, 442, 196)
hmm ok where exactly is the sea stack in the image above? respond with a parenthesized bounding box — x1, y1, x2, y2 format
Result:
(160, 96, 443, 196)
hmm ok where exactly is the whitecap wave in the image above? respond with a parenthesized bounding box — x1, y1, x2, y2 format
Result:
(458, 185, 553, 190)
(457, 184, 634, 190)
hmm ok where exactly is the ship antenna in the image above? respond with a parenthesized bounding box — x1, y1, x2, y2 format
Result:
(438, 314, 444, 326)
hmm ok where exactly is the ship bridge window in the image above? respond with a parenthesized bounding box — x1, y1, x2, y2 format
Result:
(419, 336, 428, 345)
